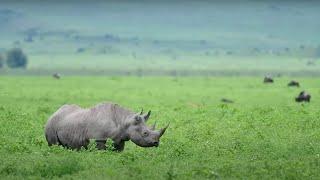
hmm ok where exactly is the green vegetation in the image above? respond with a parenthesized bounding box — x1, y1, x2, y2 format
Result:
(0, 53, 318, 76)
(0, 2, 319, 179)
(1, 76, 319, 179)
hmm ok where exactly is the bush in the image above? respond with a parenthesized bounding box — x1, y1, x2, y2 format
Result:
(0, 54, 4, 68)
(6, 48, 27, 68)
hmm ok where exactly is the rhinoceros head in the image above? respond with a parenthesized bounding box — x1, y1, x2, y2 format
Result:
(127, 110, 169, 147)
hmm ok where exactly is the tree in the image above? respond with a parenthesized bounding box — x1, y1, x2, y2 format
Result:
(0, 54, 4, 68)
(6, 48, 27, 68)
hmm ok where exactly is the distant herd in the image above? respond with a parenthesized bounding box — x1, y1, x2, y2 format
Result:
(46, 73, 311, 151)
(223, 76, 310, 104)
(263, 76, 311, 103)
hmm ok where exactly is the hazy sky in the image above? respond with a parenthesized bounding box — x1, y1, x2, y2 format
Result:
(1, 1, 319, 50)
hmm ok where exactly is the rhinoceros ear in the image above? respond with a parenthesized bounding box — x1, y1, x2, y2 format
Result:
(143, 110, 151, 121)
(134, 115, 142, 124)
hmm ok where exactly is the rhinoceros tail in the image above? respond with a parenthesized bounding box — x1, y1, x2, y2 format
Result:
(56, 132, 63, 146)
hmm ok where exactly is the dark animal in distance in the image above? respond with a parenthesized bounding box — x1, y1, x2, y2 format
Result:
(45, 102, 169, 151)
(52, 73, 61, 79)
(221, 98, 234, 103)
(264, 76, 274, 83)
(306, 60, 315, 66)
(295, 91, 311, 102)
(288, 80, 300, 87)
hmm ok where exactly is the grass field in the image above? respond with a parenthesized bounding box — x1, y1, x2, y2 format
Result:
(1, 76, 320, 179)
(1, 54, 319, 77)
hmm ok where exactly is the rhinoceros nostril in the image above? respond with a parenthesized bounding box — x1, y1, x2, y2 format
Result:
(153, 141, 159, 146)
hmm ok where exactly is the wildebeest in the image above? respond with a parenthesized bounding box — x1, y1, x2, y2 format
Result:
(288, 80, 300, 87)
(52, 73, 61, 79)
(264, 76, 274, 83)
(45, 102, 169, 151)
(306, 60, 315, 66)
(295, 91, 311, 102)
(221, 98, 234, 103)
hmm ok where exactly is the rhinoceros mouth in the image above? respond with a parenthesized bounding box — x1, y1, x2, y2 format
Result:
(134, 142, 159, 148)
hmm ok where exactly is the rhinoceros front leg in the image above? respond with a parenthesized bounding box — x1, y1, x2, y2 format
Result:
(95, 140, 107, 150)
(113, 141, 125, 151)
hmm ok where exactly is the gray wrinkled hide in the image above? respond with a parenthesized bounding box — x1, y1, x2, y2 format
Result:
(45, 102, 165, 151)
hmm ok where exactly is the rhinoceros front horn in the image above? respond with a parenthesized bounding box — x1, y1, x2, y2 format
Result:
(159, 123, 170, 137)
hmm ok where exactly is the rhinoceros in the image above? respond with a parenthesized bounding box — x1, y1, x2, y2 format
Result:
(45, 102, 169, 151)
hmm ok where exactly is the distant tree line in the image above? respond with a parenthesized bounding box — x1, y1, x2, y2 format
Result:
(0, 48, 28, 69)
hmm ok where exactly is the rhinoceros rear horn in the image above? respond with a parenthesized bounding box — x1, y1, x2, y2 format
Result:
(143, 110, 151, 121)
(159, 123, 170, 137)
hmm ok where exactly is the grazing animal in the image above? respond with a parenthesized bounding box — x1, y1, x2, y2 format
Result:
(52, 73, 61, 79)
(45, 102, 169, 151)
(306, 60, 315, 66)
(288, 80, 300, 87)
(295, 91, 311, 102)
(264, 76, 274, 83)
(221, 98, 234, 103)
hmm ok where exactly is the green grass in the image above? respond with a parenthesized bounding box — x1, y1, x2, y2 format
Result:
(0, 76, 320, 179)
(1, 54, 319, 76)
(27, 54, 316, 71)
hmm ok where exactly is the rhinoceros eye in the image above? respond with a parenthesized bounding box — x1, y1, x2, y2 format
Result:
(142, 131, 148, 137)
